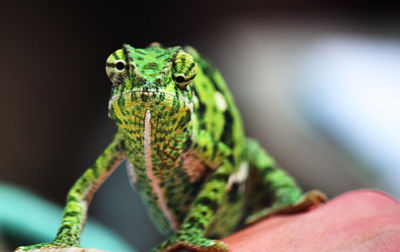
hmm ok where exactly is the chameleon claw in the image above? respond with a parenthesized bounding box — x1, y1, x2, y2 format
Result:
(246, 190, 328, 225)
(152, 231, 229, 252)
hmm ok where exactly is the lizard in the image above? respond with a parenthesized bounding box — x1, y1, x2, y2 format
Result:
(16, 42, 327, 252)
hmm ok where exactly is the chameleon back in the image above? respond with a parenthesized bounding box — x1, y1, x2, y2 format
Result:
(187, 47, 248, 236)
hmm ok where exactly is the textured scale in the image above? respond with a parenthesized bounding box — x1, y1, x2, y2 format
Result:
(16, 43, 326, 252)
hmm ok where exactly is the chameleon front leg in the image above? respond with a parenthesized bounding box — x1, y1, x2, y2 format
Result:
(16, 133, 125, 251)
(245, 138, 327, 225)
(153, 160, 233, 252)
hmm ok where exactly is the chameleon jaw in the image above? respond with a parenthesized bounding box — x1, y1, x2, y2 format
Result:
(108, 89, 193, 114)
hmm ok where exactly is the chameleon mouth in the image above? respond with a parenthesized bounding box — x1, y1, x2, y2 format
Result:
(108, 89, 193, 113)
(109, 90, 177, 103)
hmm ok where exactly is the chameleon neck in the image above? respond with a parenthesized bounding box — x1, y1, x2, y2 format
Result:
(111, 92, 198, 234)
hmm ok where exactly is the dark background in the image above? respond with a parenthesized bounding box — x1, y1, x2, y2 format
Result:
(1, 1, 399, 251)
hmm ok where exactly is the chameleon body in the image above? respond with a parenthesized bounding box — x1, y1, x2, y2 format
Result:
(17, 43, 326, 252)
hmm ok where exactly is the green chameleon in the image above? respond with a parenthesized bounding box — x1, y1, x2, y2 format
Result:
(16, 43, 326, 252)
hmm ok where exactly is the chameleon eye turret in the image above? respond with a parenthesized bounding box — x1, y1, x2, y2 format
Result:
(172, 49, 198, 89)
(105, 49, 129, 85)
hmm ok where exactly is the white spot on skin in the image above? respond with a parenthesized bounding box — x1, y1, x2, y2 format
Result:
(215, 92, 227, 111)
(144, 110, 179, 231)
(226, 161, 249, 191)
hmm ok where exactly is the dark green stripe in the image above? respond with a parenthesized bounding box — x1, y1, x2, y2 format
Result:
(196, 196, 218, 211)
(220, 110, 234, 147)
(112, 52, 120, 60)
(212, 173, 230, 181)
(187, 62, 195, 72)
(63, 211, 81, 218)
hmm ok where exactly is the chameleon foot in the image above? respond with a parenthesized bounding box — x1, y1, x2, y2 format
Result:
(152, 231, 229, 252)
(245, 190, 327, 225)
(16, 247, 102, 252)
(15, 240, 79, 251)
(15, 243, 60, 251)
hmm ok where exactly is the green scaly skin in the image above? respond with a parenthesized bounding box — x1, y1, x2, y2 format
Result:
(16, 43, 327, 252)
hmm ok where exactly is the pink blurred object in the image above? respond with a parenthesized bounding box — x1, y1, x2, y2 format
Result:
(223, 190, 400, 252)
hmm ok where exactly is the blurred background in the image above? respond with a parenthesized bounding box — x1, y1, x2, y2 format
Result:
(0, 1, 399, 251)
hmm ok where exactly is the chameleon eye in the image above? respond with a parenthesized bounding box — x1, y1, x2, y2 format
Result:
(105, 48, 131, 85)
(105, 58, 128, 85)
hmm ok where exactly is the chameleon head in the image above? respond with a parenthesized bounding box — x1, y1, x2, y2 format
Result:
(105, 43, 197, 131)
